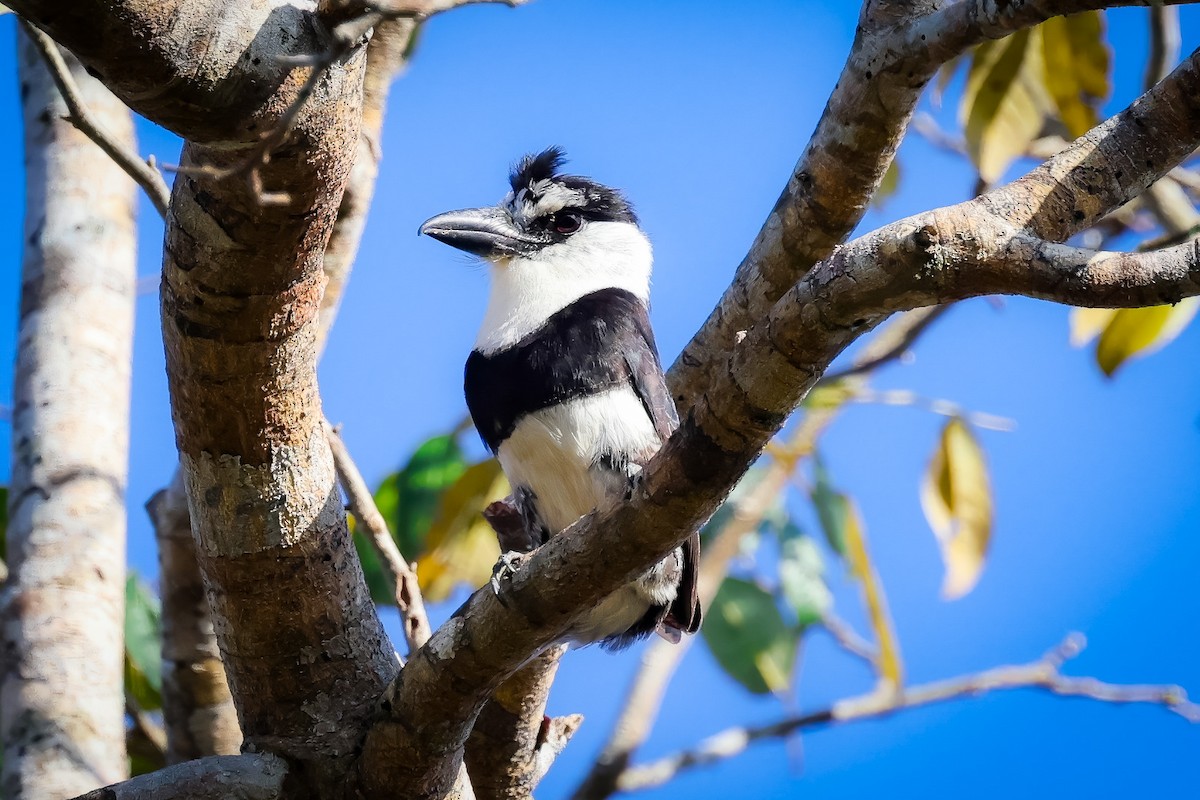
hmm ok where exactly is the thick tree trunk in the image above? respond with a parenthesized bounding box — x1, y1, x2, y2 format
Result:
(1, 32, 137, 799)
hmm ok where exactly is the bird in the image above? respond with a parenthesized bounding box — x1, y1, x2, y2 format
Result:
(419, 147, 701, 650)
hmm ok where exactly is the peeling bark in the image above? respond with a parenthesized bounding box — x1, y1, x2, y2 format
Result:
(2, 32, 136, 799)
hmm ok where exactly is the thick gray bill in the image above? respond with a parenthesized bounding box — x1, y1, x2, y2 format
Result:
(419, 206, 539, 258)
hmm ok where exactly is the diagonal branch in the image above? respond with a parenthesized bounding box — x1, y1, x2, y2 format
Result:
(357, 30, 1200, 800)
(668, 0, 1193, 412)
(615, 634, 1199, 792)
(570, 307, 948, 800)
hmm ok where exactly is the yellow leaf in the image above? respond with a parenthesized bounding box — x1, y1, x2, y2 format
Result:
(961, 28, 1054, 183)
(1069, 307, 1117, 347)
(1040, 12, 1110, 138)
(920, 418, 993, 600)
(415, 459, 508, 601)
(1095, 299, 1200, 376)
(841, 499, 903, 688)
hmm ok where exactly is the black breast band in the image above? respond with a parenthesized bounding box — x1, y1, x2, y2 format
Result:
(464, 288, 659, 453)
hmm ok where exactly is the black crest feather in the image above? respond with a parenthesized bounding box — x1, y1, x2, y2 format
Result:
(506, 146, 638, 226)
(510, 146, 567, 192)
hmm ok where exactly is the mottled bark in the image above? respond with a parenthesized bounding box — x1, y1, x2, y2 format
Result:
(1, 32, 136, 799)
(147, 476, 241, 762)
(164, 90, 397, 775)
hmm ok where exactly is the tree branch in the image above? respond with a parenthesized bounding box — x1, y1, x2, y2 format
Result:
(582, 310, 949, 800)
(317, 15, 418, 353)
(2, 31, 137, 797)
(328, 425, 432, 654)
(615, 634, 1200, 792)
(464, 646, 574, 800)
(70, 754, 288, 800)
(357, 31, 1200, 800)
(668, 0, 1188, 413)
(1146, 5, 1182, 90)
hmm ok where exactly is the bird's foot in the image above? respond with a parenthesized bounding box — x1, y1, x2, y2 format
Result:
(623, 467, 646, 503)
(490, 550, 525, 606)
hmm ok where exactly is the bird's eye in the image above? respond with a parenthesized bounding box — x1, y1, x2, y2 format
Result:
(552, 212, 582, 234)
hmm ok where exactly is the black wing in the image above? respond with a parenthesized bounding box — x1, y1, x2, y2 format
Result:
(622, 306, 701, 637)
(622, 305, 679, 443)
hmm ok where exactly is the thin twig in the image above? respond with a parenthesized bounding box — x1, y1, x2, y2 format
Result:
(327, 423, 432, 655)
(822, 305, 950, 382)
(1146, 6, 1181, 91)
(849, 388, 1017, 432)
(616, 634, 1200, 792)
(22, 21, 171, 216)
(818, 613, 877, 666)
(125, 696, 168, 757)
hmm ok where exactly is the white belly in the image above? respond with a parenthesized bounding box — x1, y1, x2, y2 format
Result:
(497, 386, 660, 533)
(496, 386, 678, 644)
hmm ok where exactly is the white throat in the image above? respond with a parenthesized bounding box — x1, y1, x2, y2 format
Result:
(475, 221, 653, 354)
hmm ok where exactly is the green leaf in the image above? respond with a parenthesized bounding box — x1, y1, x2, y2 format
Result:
(778, 535, 832, 627)
(352, 525, 393, 606)
(871, 160, 901, 209)
(124, 575, 163, 711)
(1094, 299, 1199, 376)
(415, 459, 508, 602)
(920, 417, 993, 599)
(960, 28, 1053, 183)
(390, 434, 469, 558)
(702, 577, 800, 695)
(1040, 12, 1110, 138)
(810, 454, 848, 556)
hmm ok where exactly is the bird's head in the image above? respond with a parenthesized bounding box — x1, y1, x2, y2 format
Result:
(419, 147, 652, 299)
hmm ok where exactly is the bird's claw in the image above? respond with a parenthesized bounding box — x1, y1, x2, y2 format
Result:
(490, 550, 525, 606)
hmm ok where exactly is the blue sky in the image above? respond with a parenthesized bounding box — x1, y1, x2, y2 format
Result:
(1, 3, 1198, 797)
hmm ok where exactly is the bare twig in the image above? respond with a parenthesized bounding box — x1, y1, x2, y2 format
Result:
(22, 21, 171, 216)
(848, 388, 1016, 431)
(818, 613, 877, 666)
(822, 305, 950, 382)
(125, 697, 168, 758)
(616, 634, 1200, 792)
(1146, 6, 1182, 90)
(327, 423, 432, 655)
